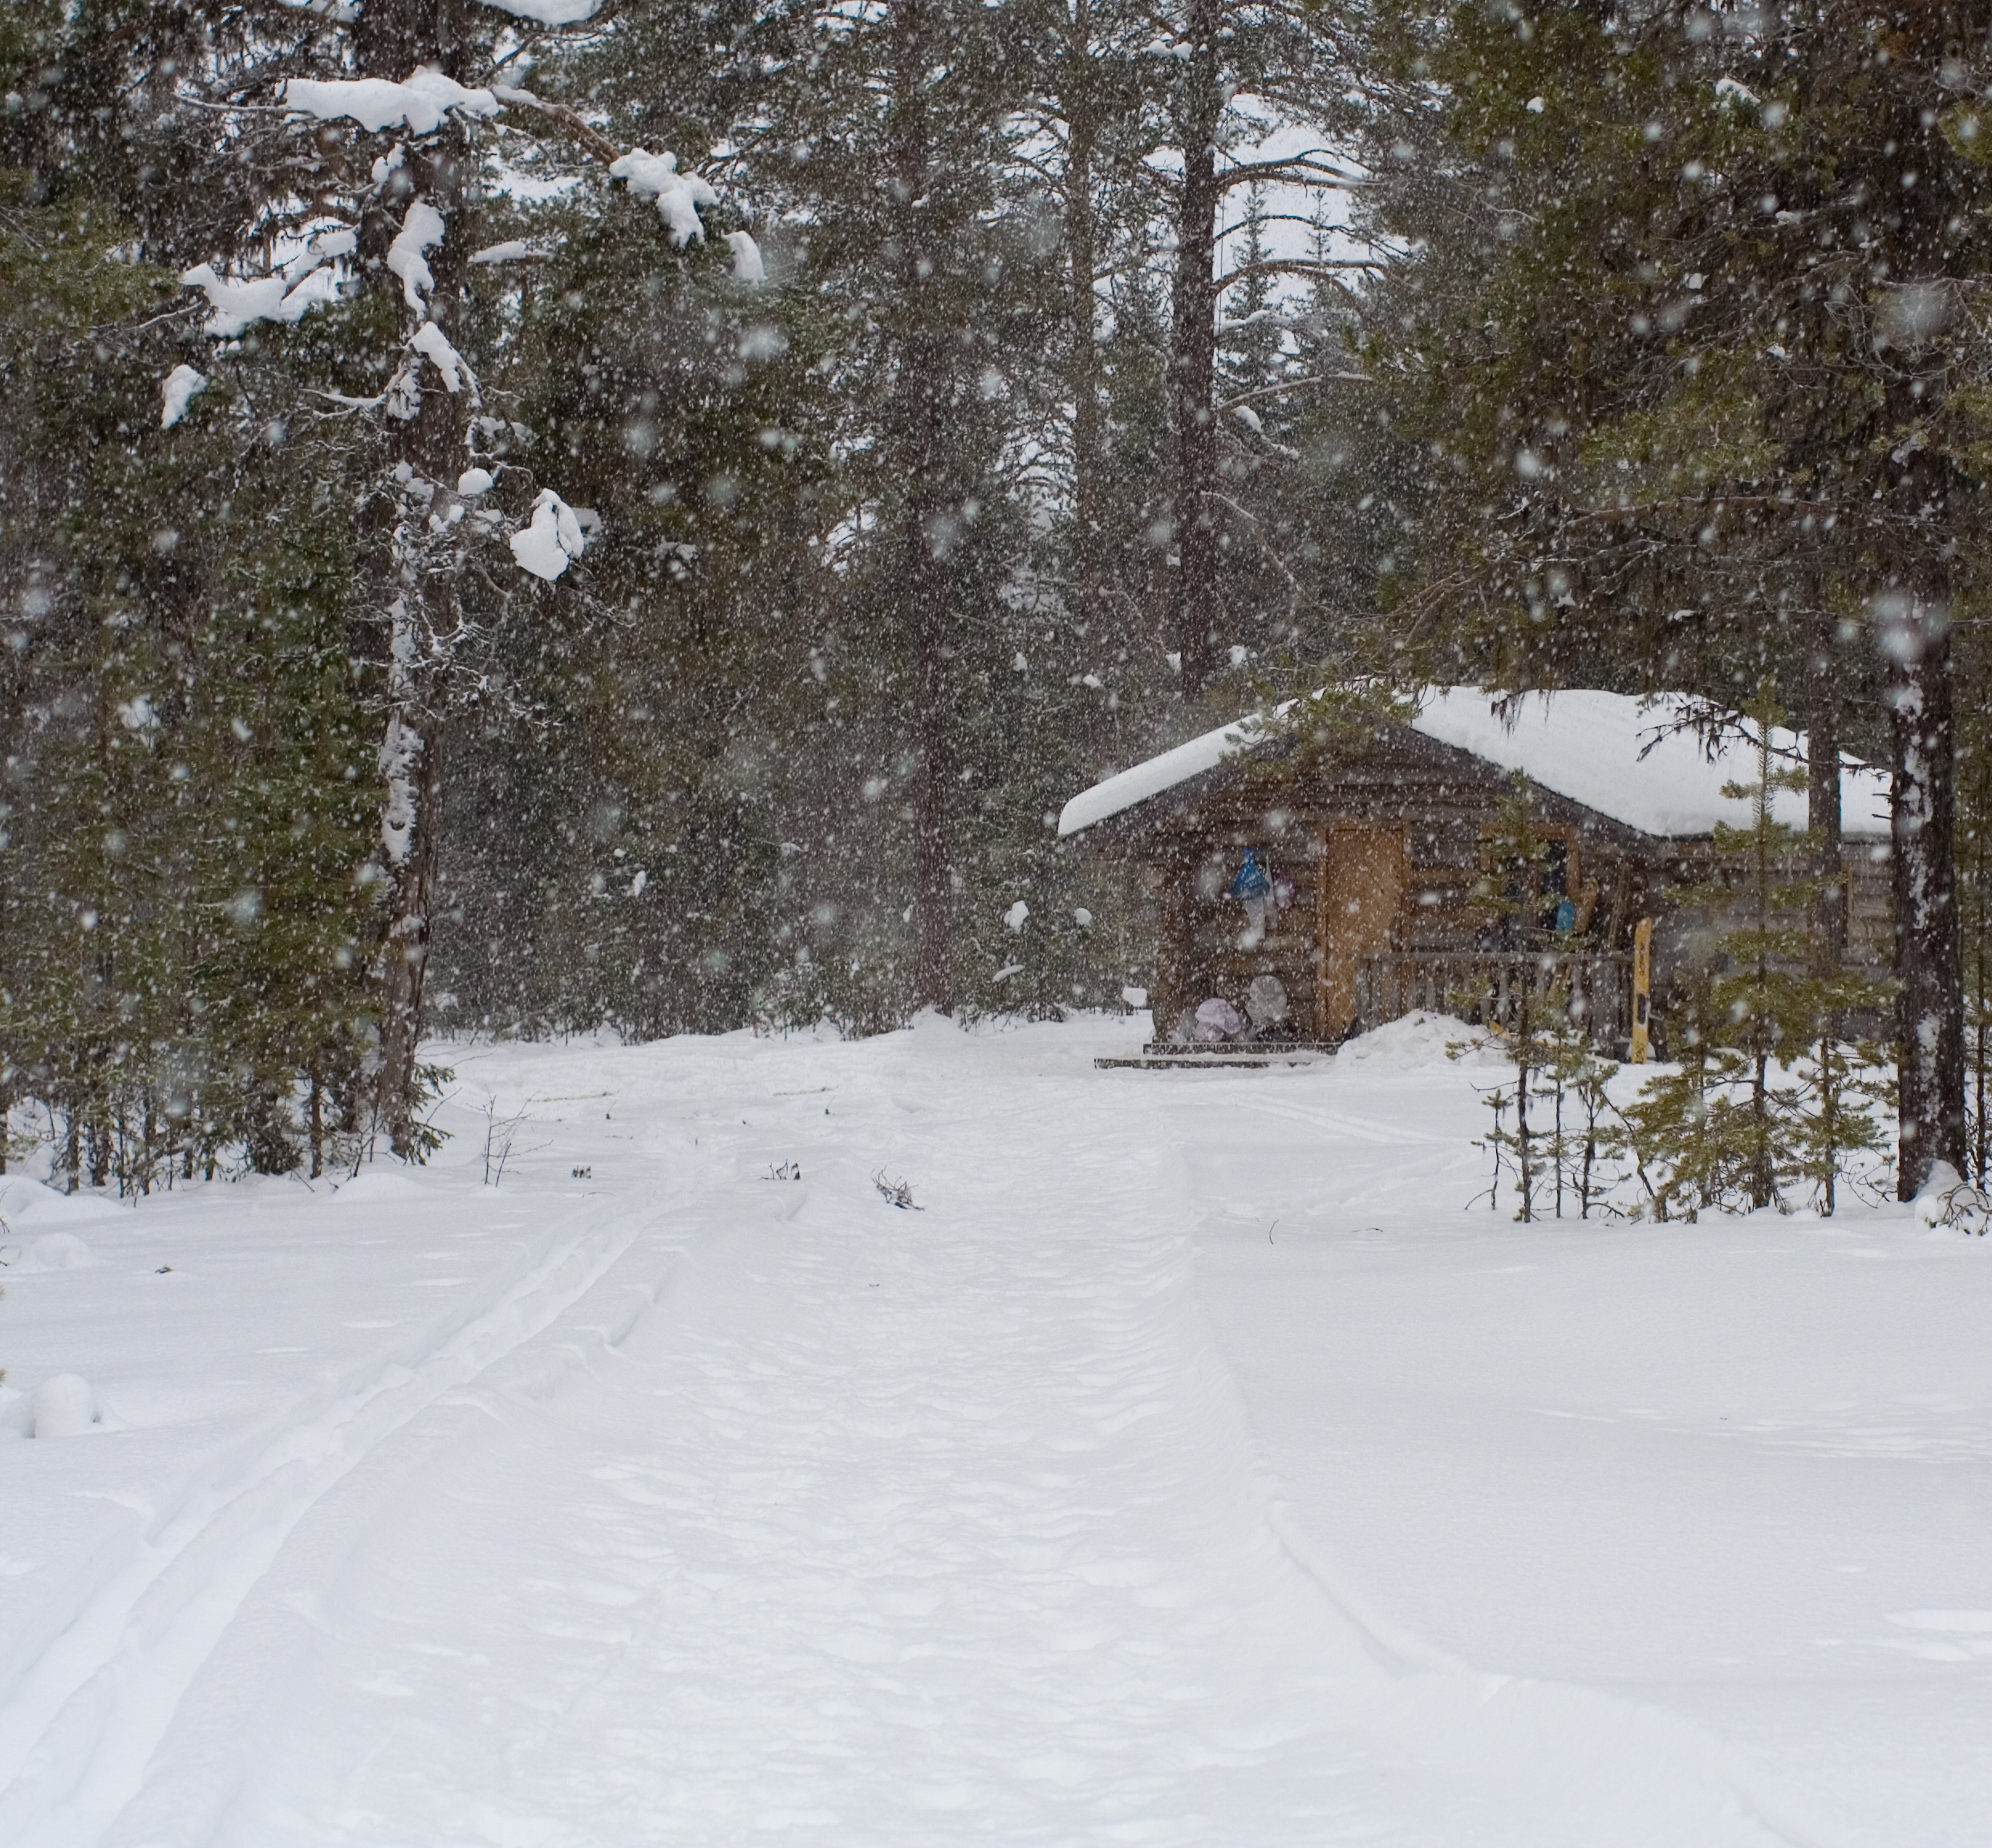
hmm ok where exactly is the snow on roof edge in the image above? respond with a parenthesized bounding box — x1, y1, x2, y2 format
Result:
(1056, 711, 1280, 837)
(1057, 688, 1891, 841)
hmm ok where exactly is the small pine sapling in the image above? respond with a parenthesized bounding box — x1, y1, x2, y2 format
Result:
(1466, 775, 1584, 1221)
(1622, 695, 1881, 1216)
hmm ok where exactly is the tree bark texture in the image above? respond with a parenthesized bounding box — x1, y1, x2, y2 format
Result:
(1803, 598, 1844, 973)
(890, 0, 954, 1010)
(1884, 579, 1966, 1197)
(363, 3, 474, 1152)
(1167, 0, 1223, 703)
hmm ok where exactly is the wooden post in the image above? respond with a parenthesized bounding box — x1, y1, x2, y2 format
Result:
(1629, 917, 1653, 1064)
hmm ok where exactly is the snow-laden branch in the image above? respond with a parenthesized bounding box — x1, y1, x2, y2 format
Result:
(160, 365, 208, 429)
(476, 0, 602, 21)
(180, 227, 355, 336)
(1216, 372, 1375, 413)
(285, 70, 501, 136)
(609, 150, 718, 245)
(510, 489, 590, 580)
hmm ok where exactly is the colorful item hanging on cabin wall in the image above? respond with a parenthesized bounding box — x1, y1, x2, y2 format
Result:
(1227, 848, 1273, 948)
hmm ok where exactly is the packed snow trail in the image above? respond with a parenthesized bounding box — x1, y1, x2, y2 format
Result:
(0, 1020, 1853, 1844)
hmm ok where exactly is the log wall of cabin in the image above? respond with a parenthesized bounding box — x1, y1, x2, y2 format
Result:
(1119, 730, 1892, 1044)
(1138, 737, 1653, 1040)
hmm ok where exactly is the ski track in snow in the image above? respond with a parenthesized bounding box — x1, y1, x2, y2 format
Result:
(0, 1201, 656, 1848)
(0, 1022, 1908, 1844)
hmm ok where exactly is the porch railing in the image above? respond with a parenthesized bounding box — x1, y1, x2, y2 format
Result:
(1353, 950, 1632, 1044)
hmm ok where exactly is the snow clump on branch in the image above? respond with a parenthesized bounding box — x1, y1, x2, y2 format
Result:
(509, 489, 590, 581)
(475, 0, 602, 20)
(159, 364, 207, 428)
(284, 68, 501, 136)
(609, 150, 718, 245)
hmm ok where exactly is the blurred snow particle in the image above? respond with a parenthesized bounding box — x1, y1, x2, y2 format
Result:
(1004, 900, 1029, 933)
(160, 364, 208, 429)
(1525, 95, 1545, 113)
(117, 696, 159, 733)
(1073, 908, 1093, 926)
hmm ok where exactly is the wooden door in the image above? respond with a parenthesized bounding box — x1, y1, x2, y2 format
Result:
(1317, 823, 1406, 1040)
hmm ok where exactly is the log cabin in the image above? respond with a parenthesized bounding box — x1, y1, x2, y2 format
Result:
(1058, 688, 1893, 1053)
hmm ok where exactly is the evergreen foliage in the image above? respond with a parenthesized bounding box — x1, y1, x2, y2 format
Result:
(1619, 700, 1888, 1218)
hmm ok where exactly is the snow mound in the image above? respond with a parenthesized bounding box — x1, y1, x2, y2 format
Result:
(30, 1375, 98, 1438)
(0, 1177, 123, 1226)
(477, 0, 601, 19)
(1912, 1161, 1992, 1237)
(0, 1385, 26, 1439)
(7, 1232, 101, 1274)
(1337, 1010, 1501, 1072)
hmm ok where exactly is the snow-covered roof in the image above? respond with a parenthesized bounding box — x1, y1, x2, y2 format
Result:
(1057, 687, 1892, 841)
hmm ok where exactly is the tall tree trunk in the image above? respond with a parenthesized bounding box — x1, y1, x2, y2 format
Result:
(1167, 0, 1223, 703)
(891, 0, 953, 1010)
(1882, 565, 1965, 1197)
(371, 107, 473, 1153)
(1065, 70, 1104, 640)
(1804, 598, 1844, 973)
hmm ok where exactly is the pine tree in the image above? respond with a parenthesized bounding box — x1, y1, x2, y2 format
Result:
(1621, 698, 1887, 1217)
(1368, 0, 1992, 1191)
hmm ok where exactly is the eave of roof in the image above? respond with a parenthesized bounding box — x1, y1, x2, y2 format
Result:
(1057, 688, 1892, 841)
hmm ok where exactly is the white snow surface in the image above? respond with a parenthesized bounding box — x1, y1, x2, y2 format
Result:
(1059, 687, 1893, 839)
(1058, 710, 1280, 837)
(1414, 687, 1892, 838)
(2, 1018, 1987, 1845)
(157, 366, 206, 430)
(283, 69, 500, 137)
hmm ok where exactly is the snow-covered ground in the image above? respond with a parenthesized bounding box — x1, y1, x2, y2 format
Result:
(1, 1014, 1986, 1846)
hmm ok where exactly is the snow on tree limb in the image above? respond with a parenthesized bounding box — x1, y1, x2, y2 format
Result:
(509, 490, 589, 580)
(410, 323, 475, 397)
(160, 365, 208, 429)
(475, 0, 602, 22)
(387, 201, 447, 312)
(284, 71, 501, 137)
(725, 231, 765, 282)
(609, 151, 718, 245)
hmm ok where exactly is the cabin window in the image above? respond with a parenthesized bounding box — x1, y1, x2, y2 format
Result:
(1481, 822, 1581, 937)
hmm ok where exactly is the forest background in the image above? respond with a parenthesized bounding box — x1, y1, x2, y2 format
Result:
(6, 0, 1992, 1200)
